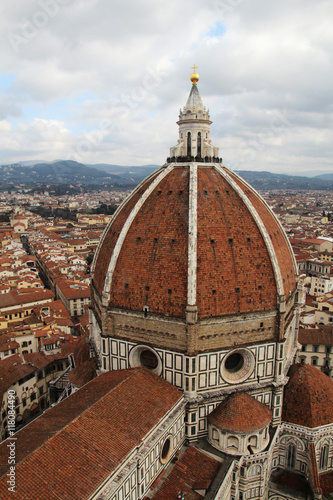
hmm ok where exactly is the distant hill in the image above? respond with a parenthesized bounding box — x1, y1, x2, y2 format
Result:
(31, 161, 119, 184)
(313, 173, 333, 182)
(235, 170, 333, 191)
(0, 161, 137, 186)
(88, 163, 159, 182)
(1, 160, 333, 190)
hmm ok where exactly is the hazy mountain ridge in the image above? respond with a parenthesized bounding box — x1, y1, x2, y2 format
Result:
(1, 160, 333, 190)
(235, 170, 333, 191)
(314, 173, 333, 182)
(0, 161, 134, 186)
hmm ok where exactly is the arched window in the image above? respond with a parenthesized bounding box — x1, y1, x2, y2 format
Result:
(320, 445, 329, 470)
(248, 464, 261, 477)
(187, 132, 191, 156)
(212, 428, 219, 442)
(287, 444, 296, 468)
(248, 435, 257, 452)
(197, 132, 201, 156)
(227, 436, 239, 451)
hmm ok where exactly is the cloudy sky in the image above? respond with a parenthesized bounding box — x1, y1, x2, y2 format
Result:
(0, 0, 332, 175)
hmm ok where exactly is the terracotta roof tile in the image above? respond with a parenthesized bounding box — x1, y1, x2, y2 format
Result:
(0, 340, 19, 352)
(0, 368, 183, 500)
(0, 289, 54, 308)
(72, 334, 90, 366)
(93, 170, 162, 295)
(110, 167, 189, 317)
(23, 351, 59, 370)
(299, 325, 333, 346)
(68, 358, 97, 387)
(282, 362, 333, 427)
(56, 280, 90, 300)
(151, 446, 220, 500)
(227, 170, 296, 299)
(93, 166, 296, 320)
(208, 391, 272, 432)
(320, 470, 333, 495)
(197, 168, 278, 317)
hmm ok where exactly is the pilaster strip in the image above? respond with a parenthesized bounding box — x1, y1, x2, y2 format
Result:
(103, 164, 174, 295)
(214, 165, 284, 297)
(187, 163, 198, 306)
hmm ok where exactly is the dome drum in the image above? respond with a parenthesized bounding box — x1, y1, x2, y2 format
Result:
(129, 344, 163, 376)
(96, 300, 285, 355)
(102, 307, 189, 352)
(208, 423, 271, 456)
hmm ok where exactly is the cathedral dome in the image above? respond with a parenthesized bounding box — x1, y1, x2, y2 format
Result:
(91, 74, 298, 357)
(92, 164, 296, 319)
(282, 362, 333, 428)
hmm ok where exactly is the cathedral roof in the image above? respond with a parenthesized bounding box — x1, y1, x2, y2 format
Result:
(208, 391, 272, 433)
(282, 361, 333, 428)
(150, 446, 220, 499)
(0, 368, 183, 499)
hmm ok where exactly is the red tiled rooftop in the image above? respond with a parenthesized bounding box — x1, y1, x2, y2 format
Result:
(150, 446, 221, 500)
(40, 337, 59, 345)
(208, 391, 272, 433)
(93, 170, 162, 295)
(0, 340, 19, 352)
(72, 334, 90, 367)
(299, 326, 333, 346)
(282, 362, 333, 428)
(68, 358, 97, 388)
(56, 280, 90, 299)
(0, 368, 183, 499)
(0, 289, 54, 308)
(23, 351, 59, 370)
(320, 470, 333, 495)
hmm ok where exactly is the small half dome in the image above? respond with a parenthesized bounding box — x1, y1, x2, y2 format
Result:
(282, 362, 333, 428)
(207, 392, 272, 455)
(208, 391, 272, 433)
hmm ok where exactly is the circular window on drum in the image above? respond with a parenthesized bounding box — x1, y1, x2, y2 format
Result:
(220, 348, 255, 384)
(129, 345, 162, 376)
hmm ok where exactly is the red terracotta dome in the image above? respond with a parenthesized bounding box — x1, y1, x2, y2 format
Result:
(282, 362, 333, 428)
(208, 391, 272, 433)
(92, 164, 296, 320)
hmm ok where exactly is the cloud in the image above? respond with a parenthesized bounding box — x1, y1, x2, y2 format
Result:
(0, 0, 332, 174)
(0, 118, 73, 163)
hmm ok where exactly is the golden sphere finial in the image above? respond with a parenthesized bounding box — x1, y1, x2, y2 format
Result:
(190, 64, 199, 85)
